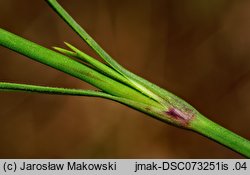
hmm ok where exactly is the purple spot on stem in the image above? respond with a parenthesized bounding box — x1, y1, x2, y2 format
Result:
(166, 108, 190, 121)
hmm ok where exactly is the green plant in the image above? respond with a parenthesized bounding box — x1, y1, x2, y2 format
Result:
(0, 0, 249, 157)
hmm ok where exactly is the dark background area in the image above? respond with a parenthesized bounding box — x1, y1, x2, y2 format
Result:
(0, 0, 250, 158)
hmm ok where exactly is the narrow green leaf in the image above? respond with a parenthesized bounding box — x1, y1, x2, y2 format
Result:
(53, 46, 77, 57)
(45, 0, 193, 110)
(56, 42, 166, 106)
(0, 28, 162, 109)
(0, 0, 248, 157)
(63, 42, 133, 87)
(45, 0, 250, 157)
(0, 82, 166, 122)
(45, 0, 167, 105)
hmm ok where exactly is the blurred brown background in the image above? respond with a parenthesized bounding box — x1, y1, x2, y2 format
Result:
(0, 0, 250, 158)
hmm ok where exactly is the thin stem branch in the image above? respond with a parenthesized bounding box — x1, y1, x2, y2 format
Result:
(191, 113, 250, 157)
(0, 82, 165, 120)
(0, 28, 161, 109)
(46, 0, 167, 105)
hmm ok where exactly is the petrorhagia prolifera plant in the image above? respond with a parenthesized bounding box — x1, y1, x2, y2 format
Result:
(0, 0, 249, 157)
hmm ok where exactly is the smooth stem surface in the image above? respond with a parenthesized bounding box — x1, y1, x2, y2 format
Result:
(191, 113, 250, 158)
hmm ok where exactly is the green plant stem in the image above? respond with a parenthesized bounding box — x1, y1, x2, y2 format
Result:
(191, 114, 250, 157)
(46, 0, 250, 157)
(0, 0, 248, 157)
(46, 0, 167, 105)
(59, 42, 133, 88)
(0, 82, 111, 97)
(0, 82, 165, 120)
(0, 28, 161, 109)
(3, 77, 250, 157)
